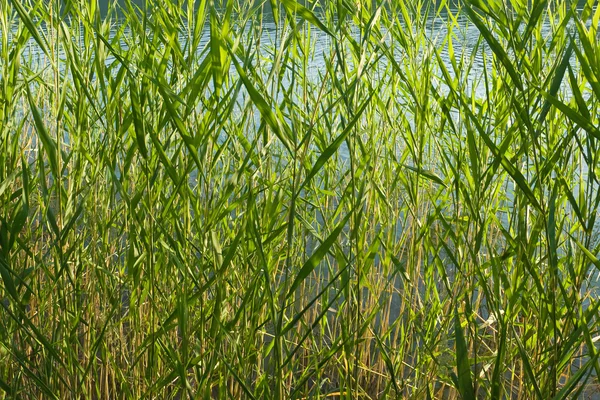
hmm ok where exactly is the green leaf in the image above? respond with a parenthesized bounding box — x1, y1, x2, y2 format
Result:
(539, 40, 573, 124)
(11, 0, 50, 58)
(454, 306, 475, 400)
(269, 0, 279, 22)
(210, 6, 226, 94)
(228, 48, 294, 154)
(458, 94, 542, 211)
(571, 235, 600, 271)
(130, 81, 148, 158)
(512, 326, 543, 398)
(403, 164, 447, 187)
(464, 5, 523, 91)
(300, 89, 375, 190)
(0, 375, 12, 396)
(287, 212, 351, 298)
(281, 0, 333, 37)
(0, 254, 19, 303)
(542, 92, 600, 140)
(27, 86, 58, 178)
(8, 201, 28, 252)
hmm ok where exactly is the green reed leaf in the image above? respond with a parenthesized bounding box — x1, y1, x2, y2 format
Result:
(8, 200, 27, 252)
(539, 40, 573, 124)
(281, 0, 333, 37)
(552, 351, 598, 400)
(26, 85, 58, 178)
(287, 212, 351, 298)
(0, 254, 18, 303)
(453, 306, 475, 400)
(464, 4, 523, 91)
(0, 376, 12, 396)
(300, 89, 375, 190)
(542, 92, 600, 140)
(513, 325, 544, 398)
(11, 0, 49, 58)
(228, 47, 294, 154)
(210, 6, 225, 94)
(402, 164, 447, 187)
(129, 81, 148, 158)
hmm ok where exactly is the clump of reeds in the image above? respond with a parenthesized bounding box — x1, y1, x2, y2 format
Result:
(1, 0, 600, 398)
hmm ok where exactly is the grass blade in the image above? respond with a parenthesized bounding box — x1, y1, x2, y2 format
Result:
(286, 212, 351, 298)
(453, 306, 475, 400)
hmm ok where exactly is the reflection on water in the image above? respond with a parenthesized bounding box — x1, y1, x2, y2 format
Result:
(97, 0, 144, 16)
(17, 1, 568, 97)
(95, 0, 591, 17)
(9, 0, 572, 94)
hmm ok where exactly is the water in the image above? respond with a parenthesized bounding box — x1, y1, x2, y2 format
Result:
(6, 0, 583, 104)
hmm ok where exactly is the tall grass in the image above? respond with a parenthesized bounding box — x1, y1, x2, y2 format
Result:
(1, 0, 600, 398)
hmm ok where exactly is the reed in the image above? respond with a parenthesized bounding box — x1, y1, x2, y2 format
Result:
(1, 0, 599, 398)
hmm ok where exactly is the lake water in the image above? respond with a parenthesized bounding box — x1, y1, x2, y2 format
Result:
(9, 0, 588, 102)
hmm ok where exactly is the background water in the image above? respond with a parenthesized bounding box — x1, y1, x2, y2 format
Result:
(15, 0, 581, 100)
(9, 0, 590, 97)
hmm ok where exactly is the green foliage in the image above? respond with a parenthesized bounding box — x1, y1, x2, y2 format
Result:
(0, 0, 599, 398)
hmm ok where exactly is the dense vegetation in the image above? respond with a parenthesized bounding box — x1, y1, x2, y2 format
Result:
(1, 0, 600, 398)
